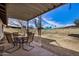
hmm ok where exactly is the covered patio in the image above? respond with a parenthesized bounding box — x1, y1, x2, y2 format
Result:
(0, 3, 63, 56)
(0, 3, 79, 56)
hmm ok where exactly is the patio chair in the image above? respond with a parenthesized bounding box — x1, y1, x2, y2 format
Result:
(4, 32, 20, 53)
(22, 32, 35, 51)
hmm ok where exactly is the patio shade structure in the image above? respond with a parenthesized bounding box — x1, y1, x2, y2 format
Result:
(0, 3, 64, 36)
(0, 3, 64, 24)
(6, 3, 64, 21)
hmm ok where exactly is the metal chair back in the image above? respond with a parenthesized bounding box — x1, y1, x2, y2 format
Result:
(27, 32, 34, 43)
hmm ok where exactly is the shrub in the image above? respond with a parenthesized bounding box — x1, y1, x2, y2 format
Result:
(74, 19, 79, 27)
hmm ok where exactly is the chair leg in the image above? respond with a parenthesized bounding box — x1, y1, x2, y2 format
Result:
(5, 43, 21, 53)
(22, 43, 34, 51)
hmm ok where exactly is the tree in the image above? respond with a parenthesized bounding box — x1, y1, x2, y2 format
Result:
(74, 19, 79, 27)
(17, 20, 27, 35)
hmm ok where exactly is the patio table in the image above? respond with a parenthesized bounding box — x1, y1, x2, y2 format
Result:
(15, 35, 30, 51)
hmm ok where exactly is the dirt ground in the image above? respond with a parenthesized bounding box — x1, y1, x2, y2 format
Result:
(41, 27, 79, 52)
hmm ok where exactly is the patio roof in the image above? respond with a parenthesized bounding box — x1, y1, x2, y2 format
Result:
(0, 3, 64, 24)
(6, 3, 64, 21)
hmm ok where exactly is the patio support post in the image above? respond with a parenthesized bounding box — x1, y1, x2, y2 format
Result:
(33, 16, 42, 46)
(34, 16, 42, 36)
(27, 20, 29, 34)
(37, 16, 42, 46)
(38, 16, 42, 37)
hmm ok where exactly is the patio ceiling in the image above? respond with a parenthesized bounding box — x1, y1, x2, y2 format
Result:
(6, 3, 64, 21)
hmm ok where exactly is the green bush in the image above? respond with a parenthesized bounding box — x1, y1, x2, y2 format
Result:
(74, 19, 79, 27)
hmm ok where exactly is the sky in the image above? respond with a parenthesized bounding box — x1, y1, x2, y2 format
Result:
(41, 3, 79, 28)
(8, 3, 79, 28)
